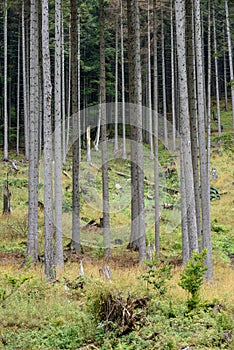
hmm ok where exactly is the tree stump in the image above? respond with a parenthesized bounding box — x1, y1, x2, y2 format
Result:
(3, 181, 11, 214)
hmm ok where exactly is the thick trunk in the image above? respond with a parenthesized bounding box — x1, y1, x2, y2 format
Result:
(42, 0, 55, 279)
(71, 0, 81, 253)
(175, 0, 198, 254)
(194, 0, 213, 280)
(27, 0, 39, 263)
(127, 0, 146, 261)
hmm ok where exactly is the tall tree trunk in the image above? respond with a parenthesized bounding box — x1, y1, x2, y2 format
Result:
(4, 0, 8, 161)
(61, 16, 66, 164)
(194, 0, 213, 280)
(180, 146, 190, 264)
(71, 0, 81, 253)
(175, 0, 198, 255)
(54, 0, 64, 268)
(153, 0, 160, 257)
(223, 27, 228, 112)
(186, 0, 201, 241)
(161, 8, 168, 149)
(100, 0, 111, 255)
(27, 0, 39, 263)
(42, 0, 55, 279)
(120, 0, 126, 159)
(16, 21, 20, 156)
(114, 14, 119, 154)
(22, 1, 29, 160)
(77, 5, 81, 162)
(213, 5, 222, 137)
(147, 0, 153, 157)
(127, 0, 146, 261)
(225, 0, 234, 128)
(171, 0, 176, 152)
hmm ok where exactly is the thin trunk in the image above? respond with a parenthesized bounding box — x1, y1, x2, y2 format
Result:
(153, 0, 160, 257)
(213, 5, 222, 137)
(4, 0, 8, 161)
(120, 0, 126, 159)
(161, 8, 168, 149)
(180, 144, 189, 264)
(114, 15, 119, 154)
(94, 95, 101, 151)
(78, 6, 81, 161)
(225, 0, 234, 127)
(100, 0, 111, 255)
(223, 27, 228, 111)
(62, 17, 66, 163)
(66, 22, 71, 154)
(147, 0, 153, 156)
(16, 21, 20, 156)
(171, 1, 176, 152)
(22, 1, 29, 160)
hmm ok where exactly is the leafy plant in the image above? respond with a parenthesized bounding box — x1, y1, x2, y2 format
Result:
(139, 255, 172, 297)
(0, 274, 32, 306)
(179, 249, 208, 311)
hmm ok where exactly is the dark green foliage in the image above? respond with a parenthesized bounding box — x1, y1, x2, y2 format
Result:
(139, 255, 172, 297)
(179, 250, 208, 311)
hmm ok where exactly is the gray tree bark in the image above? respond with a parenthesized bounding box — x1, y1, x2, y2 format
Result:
(54, 0, 64, 268)
(100, 0, 111, 255)
(16, 23, 20, 156)
(71, 0, 81, 253)
(22, 1, 29, 160)
(27, 0, 39, 263)
(186, 0, 201, 241)
(147, 0, 153, 157)
(42, 0, 55, 279)
(213, 5, 222, 137)
(194, 0, 213, 280)
(225, 0, 234, 128)
(127, 0, 146, 261)
(114, 14, 119, 154)
(175, 0, 198, 255)
(171, 0, 176, 152)
(153, 0, 160, 257)
(120, 0, 126, 159)
(161, 8, 168, 149)
(4, 0, 8, 161)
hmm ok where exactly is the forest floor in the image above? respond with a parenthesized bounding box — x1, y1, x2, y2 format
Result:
(0, 110, 233, 349)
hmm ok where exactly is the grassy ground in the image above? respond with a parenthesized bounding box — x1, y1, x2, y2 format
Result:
(0, 110, 233, 349)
